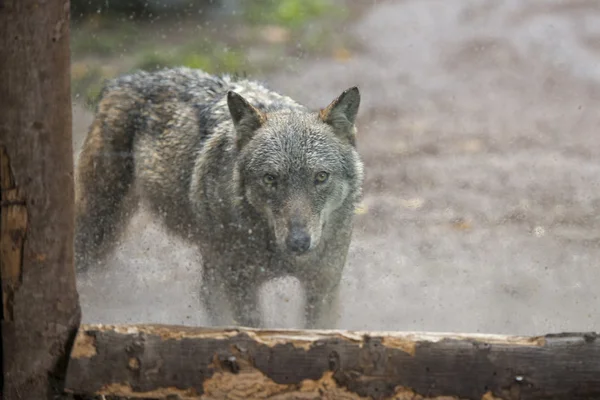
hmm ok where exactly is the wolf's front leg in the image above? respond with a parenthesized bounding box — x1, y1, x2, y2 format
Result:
(304, 276, 343, 329)
(225, 280, 262, 328)
(201, 250, 263, 328)
(199, 266, 231, 327)
(200, 264, 262, 328)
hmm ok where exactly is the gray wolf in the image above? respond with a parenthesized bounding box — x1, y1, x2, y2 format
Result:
(74, 67, 363, 328)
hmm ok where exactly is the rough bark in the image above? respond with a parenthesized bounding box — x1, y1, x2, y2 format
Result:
(65, 324, 600, 400)
(0, 0, 82, 398)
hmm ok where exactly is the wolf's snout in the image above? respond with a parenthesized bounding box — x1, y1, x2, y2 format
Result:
(286, 225, 311, 254)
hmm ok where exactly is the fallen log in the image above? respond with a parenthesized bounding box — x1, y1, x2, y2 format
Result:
(65, 324, 600, 399)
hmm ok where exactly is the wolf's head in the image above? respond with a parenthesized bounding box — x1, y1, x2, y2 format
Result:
(230, 87, 363, 256)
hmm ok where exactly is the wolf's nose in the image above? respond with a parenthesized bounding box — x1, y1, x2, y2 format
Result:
(286, 229, 311, 254)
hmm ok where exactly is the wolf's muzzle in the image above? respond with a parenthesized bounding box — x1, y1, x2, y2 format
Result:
(286, 223, 312, 254)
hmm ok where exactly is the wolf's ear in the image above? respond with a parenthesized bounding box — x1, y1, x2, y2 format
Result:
(227, 91, 267, 149)
(319, 86, 360, 146)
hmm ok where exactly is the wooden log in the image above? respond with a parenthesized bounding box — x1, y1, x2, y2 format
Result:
(0, 0, 82, 398)
(65, 324, 600, 400)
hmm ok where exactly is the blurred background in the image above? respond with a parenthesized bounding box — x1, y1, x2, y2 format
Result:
(73, 0, 600, 335)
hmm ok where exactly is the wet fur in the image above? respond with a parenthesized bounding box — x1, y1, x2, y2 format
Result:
(75, 67, 363, 328)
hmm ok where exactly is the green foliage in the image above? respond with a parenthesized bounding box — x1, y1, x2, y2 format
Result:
(71, 18, 141, 57)
(69, 0, 351, 110)
(71, 64, 111, 109)
(133, 46, 245, 74)
(134, 51, 178, 71)
(244, 0, 338, 28)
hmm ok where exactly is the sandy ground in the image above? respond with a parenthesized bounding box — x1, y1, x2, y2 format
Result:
(75, 0, 600, 335)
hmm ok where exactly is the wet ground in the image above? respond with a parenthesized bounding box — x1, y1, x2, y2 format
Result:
(75, 0, 600, 335)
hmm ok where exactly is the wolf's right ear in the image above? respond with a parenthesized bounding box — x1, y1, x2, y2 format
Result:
(227, 91, 267, 150)
(320, 86, 360, 146)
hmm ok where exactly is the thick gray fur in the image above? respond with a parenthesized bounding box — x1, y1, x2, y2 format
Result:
(74, 67, 363, 328)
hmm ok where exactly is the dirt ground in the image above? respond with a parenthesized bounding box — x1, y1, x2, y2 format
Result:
(75, 0, 600, 335)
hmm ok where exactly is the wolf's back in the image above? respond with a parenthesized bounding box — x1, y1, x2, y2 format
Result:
(96, 67, 305, 149)
(103, 67, 302, 115)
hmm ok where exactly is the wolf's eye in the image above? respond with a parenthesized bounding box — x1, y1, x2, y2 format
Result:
(315, 171, 329, 184)
(263, 174, 276, 185)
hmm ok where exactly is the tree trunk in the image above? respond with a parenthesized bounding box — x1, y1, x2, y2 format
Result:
(0, 1, 82, 398)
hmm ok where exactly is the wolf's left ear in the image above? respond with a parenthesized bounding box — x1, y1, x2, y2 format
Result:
(319, 86, 360, 146)
(227, 91, 267, 149)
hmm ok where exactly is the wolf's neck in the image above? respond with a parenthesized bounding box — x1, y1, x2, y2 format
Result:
(188, 126, 237, 209)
